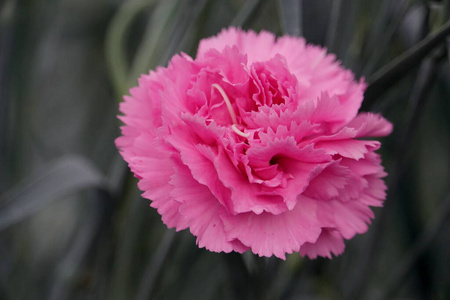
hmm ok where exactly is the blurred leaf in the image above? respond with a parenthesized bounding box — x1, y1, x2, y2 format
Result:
(447, 36, 450, 64)
(361, 1, 410, 76)
(108, 188, 146, 300)
(278, 0, 302, 36)
(0, 155, 109, 231)
(0, 0, 17, 193)
(372, 193, 450, 300)
(445, 0, 450, 22)
(325, 0, 342, 50)
(363, 19, 450, 109)
(129, 0, 179, 83)
(105, 0, 156, 99)
(159, 0, 210, 63)
(49, 191, 108, 300)
(135, 230, 176, 300)
(230, 0, 262, 27)
(335, 0, 360, 65)
(350, 55, 439, 300)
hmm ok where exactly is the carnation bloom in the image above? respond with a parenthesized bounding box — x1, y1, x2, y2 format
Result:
(116, 27, 392, 259)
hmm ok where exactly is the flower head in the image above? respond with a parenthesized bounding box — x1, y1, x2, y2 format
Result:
(116, 27, 392, 259)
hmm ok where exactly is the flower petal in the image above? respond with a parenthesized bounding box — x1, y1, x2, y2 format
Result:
(197, 27, 276, 64)
(221, 196, 322, 259)
(300, 228, 345, 259)
(172, 159, 249, 253)
(347, 112, 393, 138)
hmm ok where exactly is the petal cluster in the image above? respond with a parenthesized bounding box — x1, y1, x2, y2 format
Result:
(116, 27, 392, 259)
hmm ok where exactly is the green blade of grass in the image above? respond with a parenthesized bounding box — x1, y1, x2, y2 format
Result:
(371, 193, 450, 300)
(135, 230, 176, 300)
(363, 19, 450, 110)
(0, 155, 109, 231)
(105, 0, 156, 100)
(230, 0, 262, 28)
(48, 190, 110, 300)
(128, 0, 180, 85)
(278, 0, 302, 36)
(349, 55, 438, 300)
(325, 0, 342, 51)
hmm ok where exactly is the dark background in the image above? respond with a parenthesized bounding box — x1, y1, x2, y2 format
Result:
(1, 0, 449, 299)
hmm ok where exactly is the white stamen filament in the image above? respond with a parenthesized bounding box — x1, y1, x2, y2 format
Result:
(211, 83, 238, 124)
(211, 83, 250, 138)
(231, 124, 250, 138)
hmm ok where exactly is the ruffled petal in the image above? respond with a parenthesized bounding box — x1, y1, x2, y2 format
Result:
(274, 36, 365, 119)
(300, 228, 345, 259)
(303, 161, 351, 200)
(315, 139, 380, 160)
(172, 158, 249, 253)
(215, 147, 288, 215)
(318, 199, 374, 239)
(347, 112, 393, 138)
(124, 137, 187, 230)
(197, 27, 277, 64)
(165, 122, 235, 214)
(222, 196, 322, 259)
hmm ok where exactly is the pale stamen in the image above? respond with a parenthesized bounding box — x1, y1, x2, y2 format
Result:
(211, 83, 250, 138)
(211, 83, 238, 124)
(231, 124, 250, 138)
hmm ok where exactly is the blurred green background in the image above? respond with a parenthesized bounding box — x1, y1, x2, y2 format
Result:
(1, 0, 449, 299)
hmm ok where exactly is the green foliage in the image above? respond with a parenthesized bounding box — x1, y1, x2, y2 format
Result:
(1, 0, 449, 299)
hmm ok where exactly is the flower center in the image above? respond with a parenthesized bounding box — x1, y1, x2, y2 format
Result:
(211, 83, 250, 138)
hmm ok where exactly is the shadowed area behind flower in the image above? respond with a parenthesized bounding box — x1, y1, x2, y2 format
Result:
(116, 27, 393, 259)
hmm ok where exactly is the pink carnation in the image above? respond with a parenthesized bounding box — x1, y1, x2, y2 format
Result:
(116, 28, 392, 259)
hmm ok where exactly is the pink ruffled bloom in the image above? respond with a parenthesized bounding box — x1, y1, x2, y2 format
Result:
(116, 28, 392, 259)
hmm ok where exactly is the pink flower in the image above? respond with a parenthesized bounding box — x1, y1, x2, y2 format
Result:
(116, 27, 392, 259)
